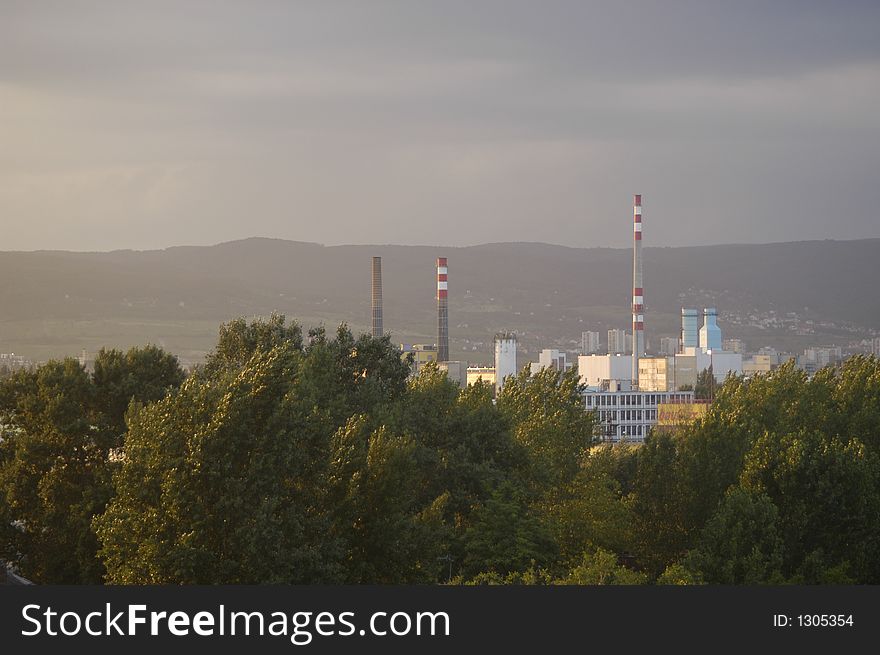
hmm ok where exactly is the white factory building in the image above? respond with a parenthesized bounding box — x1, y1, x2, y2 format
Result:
(579, 308, 742, 393)
(585, 384, 696, 442)
(579, 306, 739, 443)
(494, 332, 517, 394)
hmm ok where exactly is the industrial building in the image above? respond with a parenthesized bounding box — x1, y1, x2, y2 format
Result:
(585, 385, 695, 442)
(466, 366, 496, 388)
(680, 308, 699, 349)
(538, 348, 571, 372)
(400, 343, 438, 374)
(699, 308, 722, 351)
(578, 195, 719, 443)
(659, 337, 679, 356)
(438, 360, 466, 388)
(494, 332, 517, 393)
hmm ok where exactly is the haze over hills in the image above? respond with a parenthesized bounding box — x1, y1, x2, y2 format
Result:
(1, 237, 877, 365)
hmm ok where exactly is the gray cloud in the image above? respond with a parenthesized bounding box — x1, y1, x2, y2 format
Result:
(1, 0, 879, 250)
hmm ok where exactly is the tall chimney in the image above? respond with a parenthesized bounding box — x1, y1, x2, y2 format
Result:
(371, 256, 383, 338)
(437, 257, 449, 362)
(632, 194, 644, 388)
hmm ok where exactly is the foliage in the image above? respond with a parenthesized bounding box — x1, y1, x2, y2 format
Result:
(656, 562, 703, 585)
(0, 347, 184, 583)
(556, 548, 647, 585)
(682, 487, 784, 584)
(461, 481, 556, 579)
(496, 365, 595, 493)
(4, 313, 880, 586)
(694, 367, 717, 400)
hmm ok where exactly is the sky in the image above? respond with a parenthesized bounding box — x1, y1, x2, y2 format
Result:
(2, 0, 879, 251)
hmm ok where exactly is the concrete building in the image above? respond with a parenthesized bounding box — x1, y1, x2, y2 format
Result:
(681, 308, 699, 349)
(400, 343, 437, 374)
(466, 366, 496, 388)
(671, 347, 742, 387)
(743, 354, 775, 376)
(581, 331, 600, 355)
(438, 361, 466, 388)
(578, 353, 668, 392)
(578, 354, 633, 389)
(638, 356, 673, 393)
(722, 338, 745, 354)
(654, 400, 710, 433)
(708, 350, 743, 383)
(494, 332, 517, 393)
(799, 346, 843, 373)
(872, 337, 880, 357)
(539, 348, 570, 372)
(608, 329, 628, 355)
(585, 387, 696, 442)
(699, 308, 722, 351)
(659, 337, 680, 357)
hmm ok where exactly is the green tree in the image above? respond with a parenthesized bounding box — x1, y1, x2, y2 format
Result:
(203, 312, 303, 374)
(380, 365, 524, 579)
(91, 345, 186, 446)
(0, 360, 105, 583)
(682, 487, 784, 584)
(326, 416, 447, 583)
(0, 344, 186, 584)
(656, 562, 703, 585)
(628, 432, 689, 577)
(496, 366, 595, 494)
(461, 481, 556, 579)
(741, 430, 880, 583)
(556, 548, 647, 585)
(95, 320, 449, 583)
(539, 468, 634, 566)
(694, 367, 717, 400)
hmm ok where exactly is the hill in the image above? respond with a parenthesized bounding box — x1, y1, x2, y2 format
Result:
(1, 238, 877, 364)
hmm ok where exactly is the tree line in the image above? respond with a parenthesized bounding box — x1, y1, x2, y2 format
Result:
(2, 314, 879, 584)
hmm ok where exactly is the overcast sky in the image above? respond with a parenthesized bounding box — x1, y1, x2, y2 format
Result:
(2, 1, 879, 251)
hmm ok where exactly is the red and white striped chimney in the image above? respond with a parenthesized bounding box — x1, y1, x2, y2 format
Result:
(632, 194, 644, 388)
(437, 257, 449, 362)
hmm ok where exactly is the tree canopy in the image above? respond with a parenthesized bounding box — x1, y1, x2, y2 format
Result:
(3, 317, 880, 585)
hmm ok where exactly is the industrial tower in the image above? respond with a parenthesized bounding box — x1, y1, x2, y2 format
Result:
(371, 256, 383, 338)
(632, 194, 644, 388)
(437, 257, 449, 362)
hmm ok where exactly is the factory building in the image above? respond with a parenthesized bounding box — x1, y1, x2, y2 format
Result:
(539, 348, 571, 372)
(699, 308, 722, 351)
(672, 347, 743, 387)
(494, 332, 517, 393)
(438, 361, 466, 388)
(578, 354, 671, 393)
(577, 195, 720, 443)
(659, 337, 680, 356)
(466, 366, 496, 388)
(680, 308, 699, 350)
(400, 344, 438, 374)
(585, 386, 695, 442)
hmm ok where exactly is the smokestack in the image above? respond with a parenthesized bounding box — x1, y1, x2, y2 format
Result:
(437, 257, 449, 362)
(632, 194, 644, 388)
(371, 256, 383, 338)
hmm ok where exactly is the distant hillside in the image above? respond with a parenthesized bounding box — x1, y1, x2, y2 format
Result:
(0, 238, 877, 364)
